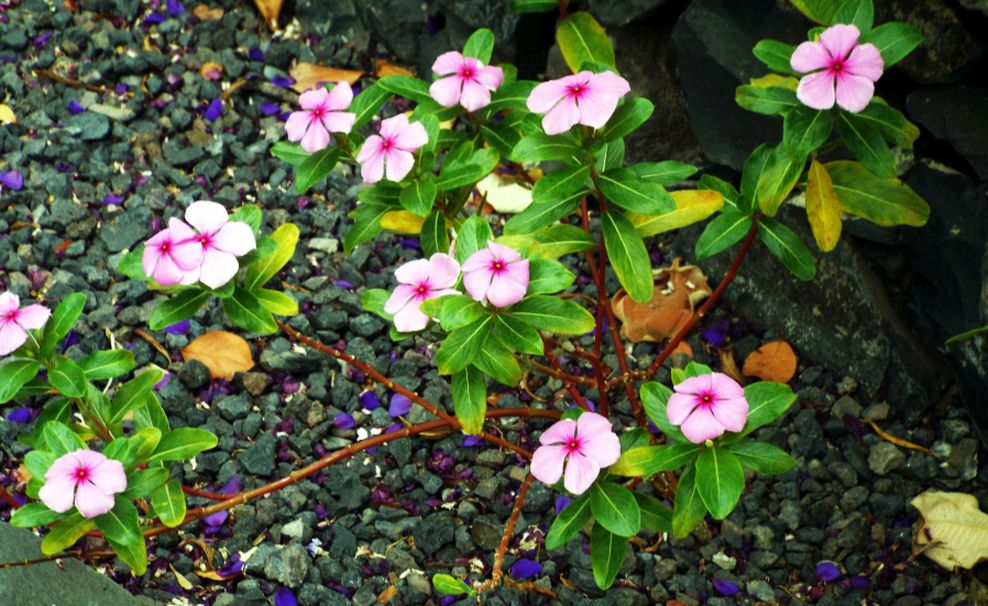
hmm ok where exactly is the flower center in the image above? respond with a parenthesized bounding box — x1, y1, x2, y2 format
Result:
(74, 467, 90, 482)
(3, 310, 17, 321)
(460, 66, 475, 79)
(697, 392, 714, 407)
(567, 83, 586, 99)
(564, 436, 582, 454)
(414, 282, 431, 298)
(198, 233, 213, 248)
(490, 258, 506, 273)
(311, 106, 325, 118)
(159, 241, 171, 254)
(829, 59, 844, 73)
(381, 137, 395, 152)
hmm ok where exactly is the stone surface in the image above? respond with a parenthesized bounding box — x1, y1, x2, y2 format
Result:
(0, 523, 141, 605)
(876, 0, 982, 84)
(907, 86, 988, 181)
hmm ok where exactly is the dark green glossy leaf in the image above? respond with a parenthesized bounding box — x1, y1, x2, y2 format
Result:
(757, 218, 817, 280)
(451, 366, 486, 435)
(601, 211, 652, 303)
(509, 295, 594, 335)
(694, 446, 745, 519)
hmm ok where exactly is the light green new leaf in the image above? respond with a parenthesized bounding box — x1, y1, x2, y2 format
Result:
(509, 295, 595, 335)
(152, 479, 187, 527)
(452, 366, 487, 435)
(727, 441, 796, 474)
(557, 11, 615, 73)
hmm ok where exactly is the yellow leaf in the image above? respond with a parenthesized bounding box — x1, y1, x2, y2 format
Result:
(805, 159, 842, 252)
(912, 490, 988, 571)
(253, 0, 283, 30)
(199, 62, 223, 80)
(475, 173, 532, 214)
(374, 59, 415, 78)
(627, 189, 724, 238)
(749, 74, 799, 90)
(0, 104, 15, 125)
(380, 211, 425, 234)
(181, 331, 254, 381)
(170, 564, 195, 590)
(289, 63, 363, 94)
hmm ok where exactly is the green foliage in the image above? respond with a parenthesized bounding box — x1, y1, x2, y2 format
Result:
(545, 494, 592, 549)
(590, 524, 628, 590)
(757, 218, 817, 280)
(451, 366, 487, 434)
(601, 211, 652, 303)
(590, 482, 641, 537)
(557, 12, 616, 73)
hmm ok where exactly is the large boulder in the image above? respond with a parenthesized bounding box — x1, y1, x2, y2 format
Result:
(907, 85, 988, 181)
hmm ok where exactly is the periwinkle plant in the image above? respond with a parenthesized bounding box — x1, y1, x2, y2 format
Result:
(0, 0, 930, 597)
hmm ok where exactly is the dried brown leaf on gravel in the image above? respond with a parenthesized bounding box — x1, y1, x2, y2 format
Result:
(912, 490, 988, 570)
(290, 63, 364, 94)
(181, 331, 254, 380)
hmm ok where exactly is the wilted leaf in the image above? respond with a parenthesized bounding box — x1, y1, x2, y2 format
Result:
(475, 173, 533, 214)
(742, 340, 797, 383)
(374, 59, 415, 78)
(254, 0, 283, 30)
(290, 63, 363, 94)
(805, 159, 842, 252)
(912, 490, 988, 571)
(181, 331, 254, 381)
(199, 62, 223, 80)
(192, 4, 224, 20)
(718, 349, 745, 384)
(377, 584, 398, 603)
(380, 211, 425, 234)
(612, 258, 711, 343)
(0, 104, 15, 125)
(628, 189, 724, 238)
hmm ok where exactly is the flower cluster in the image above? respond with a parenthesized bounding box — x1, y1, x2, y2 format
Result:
(0, 291, 50, 356)
(143, 201, 256, 288)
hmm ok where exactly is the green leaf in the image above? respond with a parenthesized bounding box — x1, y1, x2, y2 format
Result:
(684, 361, 713, 378)
(42, 293, 86, 357)
(254, 289, 299, 316)
(635, 493, 673, 533)
(344, 204, 389, 253)
(152, 479, 187, 527)
(294, 147, 340, 194)
(589, 482, 640, 537)
(783, 105, 833, 156)
(433, 574, 473, 596)
(451, 366, 486, 435)
(727, 441, 796, 474)
(839, 111, 894, 177)
(121, 467, 169, 500)
(377, 75, 433, 103)
(133, 394, 170, 433)
(598, 168, 674, 215)
(128, 427, 163, 467)
(45, 356, 85, 399)
(94, 499, 140, 545)
(860, 22, 922, 68)
(640, 382, 689, 443)
(597, 97, 653, 142)
(148, 428, 218, 463)
(557, 11, 616, 73)
(502, 190, 585, 235)
(435, 296, 486, 331)
(527, 258, 575, 295)
(695, 210, 752, 260)
(117, 249, 148, 281)
(419, 209, 449, 257)
(270, 141, 308, 166)
(699, 175, 740, 207)
(854, 101, 919, 149)
(757, 218, 817, 280)
(435, 316, 493, 375)
(79, 350, 135, 380)
(109, 368, 163, 427)
(533, 165, 591, 205)
(590, 524, 627, 590)
(631, 161, 698, 185)
(510, 295, 595, 335)
(486, 80, 537, 113)
(436, 163, 489, 191)
(41, 513, 95, 555)
(672, 466, 707, 538)
(42, 421, 85, 456)
(463, 28, 495, 63)
(601, 211, 652, 303)
(735, 85, 799, 115)
(741, 381, 797, 435)
(473, 345, 522, 386)
(399, 176, 438, 217)
(223, 288, 278, 334)
(357, 182, 401, 207)
(510, 0, 557, 12)
(789, 0, 844, 24)
(834, 0, 873, 32)
(608, 443, 700, 478)
(481, 122, 522, 156)
(10, 502, 62, 528)
(946, 324, 988, 345)
(244, 223, 299, 289)
(493, 314, 544, 355)
(148, 289, 210, 331)
(694, 447, 745, 519)
(104, 532, 148, 576)
(754, 145, 805, 216)
(453, 216, 493, 264)
(753, 39, 796, 74)
(511, 133, 583, 163)
(24, 450, 56, 484)
(24, 398, 70, 448)
(545, 494, 592, 550)
(501, 224, 595, 259)
(594, 139, 625, 173)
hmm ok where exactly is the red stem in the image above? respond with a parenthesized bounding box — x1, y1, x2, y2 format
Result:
(541, 336, 592, 411)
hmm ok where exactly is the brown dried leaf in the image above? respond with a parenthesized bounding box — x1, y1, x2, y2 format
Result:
(290, 62, 363, 94)
(377, 585, 398, 603)
(611, 258, 711, 343)
(912, 490, 988, 570)
(181, 331, 254, 381)
(253, 0, 283, 30)
(718, 348, 745, 385)
(200, 62, 223, 80)
(374, 59, 415, 78)
(192, 4, 224, 20)
(742, 340, 797, 383)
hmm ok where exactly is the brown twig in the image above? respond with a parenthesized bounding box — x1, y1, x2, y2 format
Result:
(34, 69, 114, 94)
(541, 336, 592, 411)
(477, 473, 533, 593)
(528, 360, 597, 387)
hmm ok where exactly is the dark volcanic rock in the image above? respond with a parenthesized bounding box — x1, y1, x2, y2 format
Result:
(876, 0, 982, 84)
(907, 85, 988, 180)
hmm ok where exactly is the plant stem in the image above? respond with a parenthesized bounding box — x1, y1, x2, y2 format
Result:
(541, 336, 593, 411)
(477, 473, 533, 593)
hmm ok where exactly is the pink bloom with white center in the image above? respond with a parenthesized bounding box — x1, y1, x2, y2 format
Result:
(462, 242, 529, 308)
(355, 114, 429, 183)
(790, 24, 884, 113)
(384, 253, 461, 332)
(526, 70, 631, 135)
(182, 201, 257, 289)
(142, 218, 204, 287)
(667, 372, 749, 444)
(429, 51, 504, 112)
(531, 412, 620, 495)
(0, 292, 50, 356)
(38, 449, 127, 519)
(285, 83, 356, 153)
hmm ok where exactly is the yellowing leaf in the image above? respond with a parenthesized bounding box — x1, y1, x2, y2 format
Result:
(290, 63, 363, 94)
(742, 340, 798, 383)
(805, 159, 842, 252)
(192, 4, 224, 20)
(0, 104, 15, 125)
(181, 331, 254, 381)
(380, 211, 425, 234)
(374, 59, 415, 78)
(912, 490, 988, 571)
(253, 0, 283, 30)
(556, 11, 615, 73)
(628, 189, 724, 238)
(170, 564, 195, 590)
(475, 173, 533, 214)
(749, 74, 799, 90)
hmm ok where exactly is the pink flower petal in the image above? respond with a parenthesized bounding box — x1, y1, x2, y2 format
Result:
(679, 407, 725, 444)
(675, 374, 713, 397)
(74, 480, 116, 518)
(461, 248, 494, 273)
(576, 92, 620, 129)
(284, 111, 312, 142)
(563, 451, 600, 495)
(527, 79, 570, 114)
(325, 81, 354, 111)
(167, 217, 198, 242)
(88, 457, 127, 495)
(819, 23, 860, 61)
(198, 248, 240, 289)
(379, 114, 409, 140)
(392, 300, 430, 332)
(185, 200, 228, 235)
(429, 75, 463, 108)
(15, 304, 51, 330)
(463, 265, 493, 303)
(539, 418, 577, 446)
(531, 444, 568, 486)
(170, 240, 205, 271)
(44, 451, 83, 481)
(432, 50, 465, 76)
(834, 73, 874, 112)
(541, 98, 581, 135)
(150, 254, 185, 286)
(299, 87, 330, 111)
(38, 474, 76, 513)
(385, 284, 418, 315)
(575, 411, 611, 439)
(384, 149, 415, 182)
(666, 392, 699, 425)
(458, 79, 492, 112)
(0, 292, 20, 314)
(321, 111, 356, 134)
(427, 253, 461, 288)
(357, 135, 384, 163)
(486, 272, 527, 307)
(475, 65, 504, 90)
(796, 70, 837, 110)
(790, 41, 830, 73)
(487, 242, 522, 263)
(711, 397, 749, 433)
(211, 221, 256, 256)
(581, 430, 621, 468)
(392, 121, 428, 152)
(300, 121, 330, 153)
(588, 71, 631, 97)
(359, 148, 385, 183)
(505, 259, 529, 288)
(709, 372, 744, 400)
(395, 259, 432, 285)
(845, 43, 883, 81)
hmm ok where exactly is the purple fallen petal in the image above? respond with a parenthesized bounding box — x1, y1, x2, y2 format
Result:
(713, 578, 740, 596)
(385, 422, 403, 435)
(260, 102, 280, 116)
(554, 495, 572, 515)
(359, 391, 381, 410)
(461, 435, 484, 447)
(145, 12, 166, 24)
(701, 326, 728, 347)
(248, 47, 265, 62)
(333, 412, 356, 430)
(155, 372, 171, 390)
(271, 75, 294, 88)
(221, 476, 243, 494)
(102, 193, 125, 206)
(816, 561, 842, 582)
(203, 510, 228, 528)
(204, 98, 223, 122)
(389, 393, 411, 417)
(510, 558, 542, 579)
(6, 407, 33, 424)
(167, 0, 184, 16)
(115, 83, 128, 95)
(68, 100, 86, 114)
(0, 170, 23, 191)
(849, 575, 871, 589)
(165, 319, 190, 335)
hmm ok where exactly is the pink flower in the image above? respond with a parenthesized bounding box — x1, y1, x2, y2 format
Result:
(182, 201, 257, 289)
(790, 24, 884, 113)
(142, 218, 204, 286)
(531, 412, 620, 495)
(0, 292, 50, 356)
(667, 372, 749, 444)
(462, 242, 529, 308)
(384, 253, 461, 332)
(285, 83, 356, 153)
(355, 114, 429, 183)
(526, 71, 631, 135)
(38, 449, 127, 519)
(429, 51, 504, 112)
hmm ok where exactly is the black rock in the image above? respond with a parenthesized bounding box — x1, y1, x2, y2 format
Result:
(412, 513, 455, 556)
(907, 86, 988, 181)
(240, 434, 278, 476)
